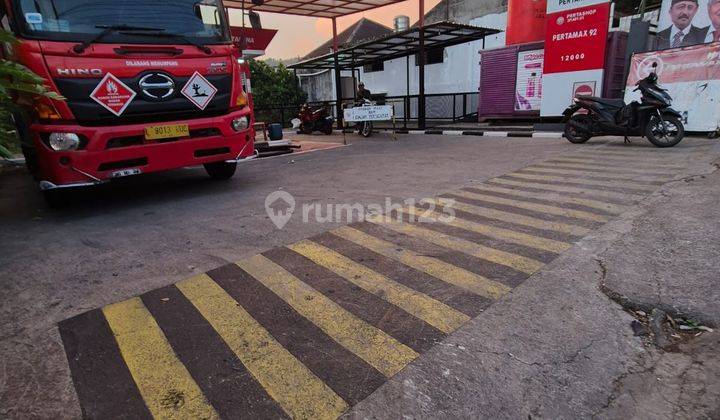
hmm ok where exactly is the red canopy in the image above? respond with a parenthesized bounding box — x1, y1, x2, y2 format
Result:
(223, 0, 408, 19)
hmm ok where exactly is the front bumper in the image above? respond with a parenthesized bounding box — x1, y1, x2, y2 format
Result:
(31, 109, 255, 188)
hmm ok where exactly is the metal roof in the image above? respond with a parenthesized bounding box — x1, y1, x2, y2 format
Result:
(288, 22, 501, 70)
(223, 0, 408, 19)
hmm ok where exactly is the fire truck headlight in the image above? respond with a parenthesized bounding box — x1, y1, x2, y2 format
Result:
(231, 116, 250, 132)
(48, 133, 81, 151)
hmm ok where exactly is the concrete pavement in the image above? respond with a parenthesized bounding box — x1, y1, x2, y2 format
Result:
(1, 134, 719, 418)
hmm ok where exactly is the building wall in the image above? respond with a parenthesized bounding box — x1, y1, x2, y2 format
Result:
(298, 1, 510, 101)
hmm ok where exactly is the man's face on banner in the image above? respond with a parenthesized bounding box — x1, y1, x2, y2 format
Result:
(669, 1, 699, 29)
(709, 0, 720, 29)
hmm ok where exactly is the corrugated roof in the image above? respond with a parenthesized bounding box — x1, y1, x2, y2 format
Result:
(303, 18, 393, 60)
(223, 0, 408, 19)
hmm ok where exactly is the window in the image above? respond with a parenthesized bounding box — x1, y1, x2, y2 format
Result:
(13, 0, 229, 44)
(415, 48, 445, 66)
(363, 61, 384, 73)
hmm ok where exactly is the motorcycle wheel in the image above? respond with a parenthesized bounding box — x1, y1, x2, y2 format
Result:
(361, 122, 373, 138)
(322, 123, 334, 135)
(646, 115, 685, 148)
(299, 123, 313, 135)
(564, 114, 592, 144)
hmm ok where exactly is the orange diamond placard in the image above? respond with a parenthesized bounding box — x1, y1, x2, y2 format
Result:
(90, 73, 137, 117)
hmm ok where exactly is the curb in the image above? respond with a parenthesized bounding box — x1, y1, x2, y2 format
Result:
(392, 129, 564, 138)
(284, 129, 565, 139)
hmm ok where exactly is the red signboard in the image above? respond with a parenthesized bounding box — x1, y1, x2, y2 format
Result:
(626, 44, 720, 85)
(90, 73, 136, 117)
(543, 2, 611, 74)
(506, 0, 548, 45)
(229, 27, 278, 55)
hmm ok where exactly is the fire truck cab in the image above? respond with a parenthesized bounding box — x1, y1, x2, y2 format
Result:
(1, 0, 256, 204)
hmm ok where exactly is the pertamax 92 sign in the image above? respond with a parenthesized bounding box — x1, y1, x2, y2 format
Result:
(541, 0, 611, 116)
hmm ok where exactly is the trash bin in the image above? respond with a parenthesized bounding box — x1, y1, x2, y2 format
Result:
(268, 123, 283, 141)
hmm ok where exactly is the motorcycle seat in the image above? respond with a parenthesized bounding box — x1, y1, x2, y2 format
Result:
(583, 97, 626, 109)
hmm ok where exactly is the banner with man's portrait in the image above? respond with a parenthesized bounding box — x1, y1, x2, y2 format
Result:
(656, 0, 720, 50)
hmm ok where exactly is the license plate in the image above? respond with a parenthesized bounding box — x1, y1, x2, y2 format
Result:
(144, 124, 190, 140)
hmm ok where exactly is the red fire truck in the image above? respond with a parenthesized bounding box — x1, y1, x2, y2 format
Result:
(1, 0, 256, 204)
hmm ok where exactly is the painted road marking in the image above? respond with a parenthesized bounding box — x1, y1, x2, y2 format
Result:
(504, 172, 658, 192)
(367, 216, 545, 275)
(518, 167, 669, 184)
(60, 144, 703, 419)
(467, 185, 628, 214)
(102, 298, 219, 420)
(536, 161, 673, 177)
(236, 254, 419, 378)
(449, 190, 609, 223)
(177, 274, 348, 420)
(491, 178, 644, 201)
(398, 206, 573, 254)
(430, 197, 592, 236)
(552, 157, 685, 170)
(288, 240, 470, 334)
(331, 226, 511, 300)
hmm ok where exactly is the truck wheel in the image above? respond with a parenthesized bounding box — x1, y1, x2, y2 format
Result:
(43, 189, 67, 208)
(204, 161, 237, 180)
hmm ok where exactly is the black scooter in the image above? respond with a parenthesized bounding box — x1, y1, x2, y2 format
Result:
(562, 64, 685, 148)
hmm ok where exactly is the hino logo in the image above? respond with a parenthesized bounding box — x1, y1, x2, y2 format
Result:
(57, 68, 103, 76)
(138, 73, 176, 101)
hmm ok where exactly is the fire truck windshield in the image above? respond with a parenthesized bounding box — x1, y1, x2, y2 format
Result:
(14, 0, 229, 44)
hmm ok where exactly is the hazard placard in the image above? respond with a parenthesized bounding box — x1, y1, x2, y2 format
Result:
(181, 72, 218, 110)
(89, 73, 137, 117)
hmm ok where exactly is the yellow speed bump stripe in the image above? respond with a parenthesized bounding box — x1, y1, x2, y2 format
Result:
(491, 178, 644, 201)
(519, 167, 670, 183)
(102, 298, 219, 420)
(469, 185, 628, 214)
(537, 162, 672, 177)
(552, 157, 684, 170)
(564, 153, 680, 164)
(506, 172, 657, 191)
(430, 198, 591, 236)
(331, 226, 511, 300)
(367, 216, 545, 275)
(449, 190, 609, 223)
(236, 255, 418, 378)
(176, 274, 348, 420)
(398, 206, 573, 254)
(288, 240, 470, 334)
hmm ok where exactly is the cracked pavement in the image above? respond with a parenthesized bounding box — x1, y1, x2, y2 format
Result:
(1, 134, 719, 418)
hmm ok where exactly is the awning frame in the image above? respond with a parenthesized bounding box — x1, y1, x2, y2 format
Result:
(223, 0, 408, 19)
(288, 22, 501, 70)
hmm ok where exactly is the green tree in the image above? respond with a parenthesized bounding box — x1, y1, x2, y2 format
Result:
(249, 59, 306, 126)
(1, 30, 63, 158)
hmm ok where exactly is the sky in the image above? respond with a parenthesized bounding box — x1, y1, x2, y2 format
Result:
(228, 0, 443, 60)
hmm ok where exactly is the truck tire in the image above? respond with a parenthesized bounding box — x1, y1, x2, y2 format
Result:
(43, 189, 68, 208)
(204, 161, 237, 180)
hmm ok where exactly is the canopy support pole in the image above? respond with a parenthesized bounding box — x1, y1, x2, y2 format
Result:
(332, 17, 344, 129)
(418, 0, 426, 130)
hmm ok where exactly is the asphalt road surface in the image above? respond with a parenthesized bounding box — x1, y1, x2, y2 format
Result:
(0, 133, 717, 418)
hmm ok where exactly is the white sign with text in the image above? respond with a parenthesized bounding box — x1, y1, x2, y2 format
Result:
(344, 105, 394, 122)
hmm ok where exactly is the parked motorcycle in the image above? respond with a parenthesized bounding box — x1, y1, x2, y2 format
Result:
(298, 104, 334, 135)
(355, 99, 375, 138)
(562, 64, 685, 148)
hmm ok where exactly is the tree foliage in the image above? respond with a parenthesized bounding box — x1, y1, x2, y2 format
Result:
(249, 59, 306, 126)
(1, 30, 63, 158)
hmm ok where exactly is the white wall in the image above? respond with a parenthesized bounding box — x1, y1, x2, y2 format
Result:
(358, 13, 508, 97)
(299, 12, 509, 100)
